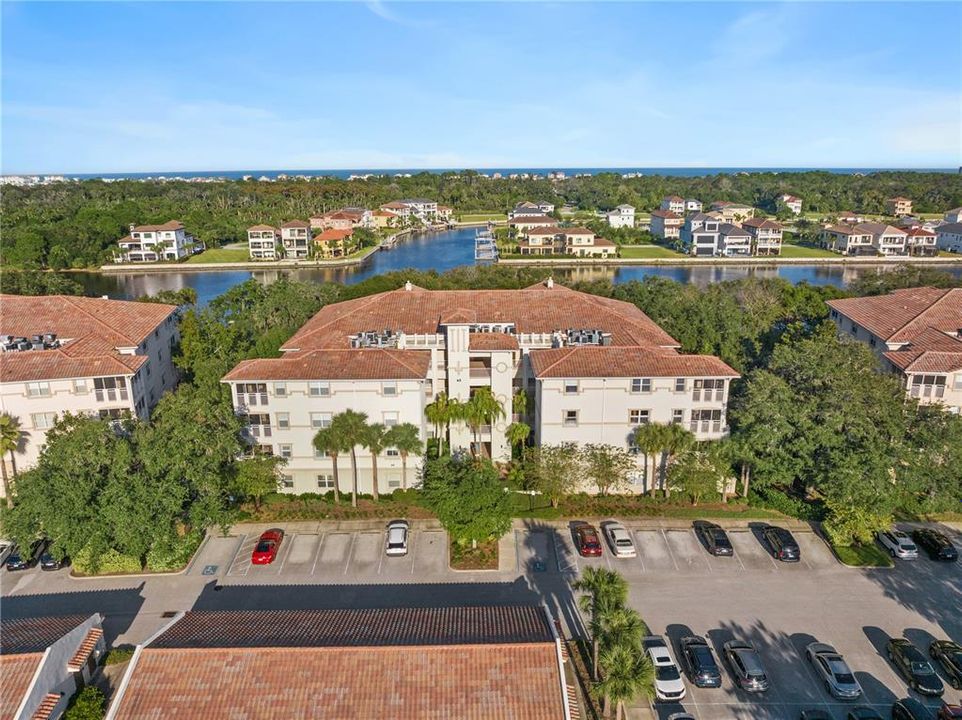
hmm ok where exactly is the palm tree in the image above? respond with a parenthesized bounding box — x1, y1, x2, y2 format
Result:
(0, 414, 23, 508)
(328, 410, 369, 508)
(384, 423, 422, 490)
(424, 392, 452, 458)
(149, 241, 166, 260)
(512, 387, 527, 420)
(596, 644, 655, 720)
(573, 567, 629, 680)
(505, 422, 530, 459)
(312, 427, 344, 504)
(632, 423, 666, 495)
(660, 425, 696, 497)
(463, 387, 506, 458)
(598, 606, 647, 656)
(363, 423, 388, 502)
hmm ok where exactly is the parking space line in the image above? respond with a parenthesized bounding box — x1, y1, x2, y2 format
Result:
(661, 529, 680, 572)
(343, 532, 357, 575)
(409, 531, 418, 574)
(376, 533, 385, 575)
(275, 533, 296, 575)
(731, 546, 746, 572)
(224, 534, 247, 576)
(514, 529, 521, 572)
(310, 533, 325, 575)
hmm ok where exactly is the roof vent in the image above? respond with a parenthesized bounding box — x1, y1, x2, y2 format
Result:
(546, 276, 554, 289)
(404, 281, 413, 292)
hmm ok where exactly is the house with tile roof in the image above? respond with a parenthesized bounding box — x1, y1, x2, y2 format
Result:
(857, 222, 909, 256)
(508, 214, 559, 232)
(820, 224, 876, 256)
(660, 196, 685, 214)
(279, 220, 312, 258)
(106, 606, 573, 720)
(650, 209, 684, 240)
(509, 201, 556, 219)
(517, 227, 616, 257)
(827, 288, 962, 412)
(246, 225, 279, 260)
(709, 201, 755, 224)
(309, 207, 372, 231)
(742, 218, 784, 255)
(0, 295, 179, 476)
(778, 194, 803, 215)
(1, 614, 105, 720)
(904, 226, 938, 257)
(313, 228, 357, 259)
(371, 208, 401, 229)
(718, 223, 752, 257)
(115, 221, 203, 263)
(885, 196, 913, 216)
(221, 280, 737, 494)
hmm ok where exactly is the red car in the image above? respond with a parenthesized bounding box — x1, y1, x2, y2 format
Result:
(251, 529, 284, 565)
(574, 523, 603, 557)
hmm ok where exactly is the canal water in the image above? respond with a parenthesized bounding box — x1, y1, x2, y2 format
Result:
(74, 227, 962, 306)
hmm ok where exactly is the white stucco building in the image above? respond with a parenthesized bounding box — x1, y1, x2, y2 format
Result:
(247, 225, 280, 260)
(0, 295, 180, 477)
(116, 221, 202, 263)
(222, 280, 738, 496)
(606, 205, 635, 229)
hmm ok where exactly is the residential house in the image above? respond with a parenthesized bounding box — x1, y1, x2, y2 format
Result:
(310, 208, 371, 231)
(945, 207, 962, 224)
(778, 194, 802, 214)
(820, 224, 875, 256)
(380, 201, 411, 219)
(885, 197, 913, 216)
(717, 223, 752, 257)
(372, 209, 401, 229)
(709, 201, 755, 224)
(742, 218, 784, 256)
(836, 211, 866, 224)
(606, 204, 635, 229)
(660, 196, 685, 214)
(0, 295, 180, 477)
(314, 228, 356, 259)
(827, 288, 962, 412)
(904, 227, 938, 257)
(105, 607, 573, 720)
(1, 614, 106, 720)
(437, 205, 454, 222)
(509, 201, 555, 219)
(398, 198, 438, 223)
(508, 215, 559, 233)
(856, 222, 908, 257)
(937, 223, 962, 253)
(279, 220, 312, 258)
(649, 210, 683, 240)
(116, 221, 202, 263)
(680, 212, 722, 256)
(246, 225, 279, 260)
(221, 280, 737, 495)
(684, 198, 703, 213)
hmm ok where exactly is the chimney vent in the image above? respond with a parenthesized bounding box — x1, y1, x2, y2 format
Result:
(404, 281, 413, 292)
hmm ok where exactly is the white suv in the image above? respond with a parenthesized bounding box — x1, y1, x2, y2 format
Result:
(643, 636, 686, 702)
(385, 520, 409, 556)
(876, 529, 918, 560)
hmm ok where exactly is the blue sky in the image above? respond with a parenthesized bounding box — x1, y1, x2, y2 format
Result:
(2, 1, 960, 173)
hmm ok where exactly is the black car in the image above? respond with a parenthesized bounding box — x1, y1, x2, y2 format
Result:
(888, 638, 944, 697)
(799, 711, 834, 720)
(892, 697, 935, 720)
(846, 709, 884, 720)
(5, 539, 46, 571)
(680, 635, 722, 687)
(39, 543, 69, 571)
(930, 640, 962, 689)
(762, 525, 800, 562)
(911, 529, 959, 562)
(694, 521, 733, 557)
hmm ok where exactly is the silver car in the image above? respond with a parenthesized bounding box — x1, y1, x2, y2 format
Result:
(806, 642, 862, 700)
(385, 520, 409, 556)
(876, 530, 918, 560)
(602, 521, 636, 558)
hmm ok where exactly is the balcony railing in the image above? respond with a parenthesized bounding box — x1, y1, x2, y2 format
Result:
(469, 367, 492, 379)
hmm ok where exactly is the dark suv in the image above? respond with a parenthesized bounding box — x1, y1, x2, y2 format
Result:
(694, 522, 733, 557)
(5, 539, 46, 571)
(887, 638, 944, 697)
(762, 526, 800, 562)
(911, 529, 959, 562)
(723, 640, 770, 692)
(680, 635, 722, 688)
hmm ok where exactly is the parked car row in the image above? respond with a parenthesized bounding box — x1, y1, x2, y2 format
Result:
(3, 538, 69, 572)
(671, 707, 962, 720)
(249, 520, 413, 565)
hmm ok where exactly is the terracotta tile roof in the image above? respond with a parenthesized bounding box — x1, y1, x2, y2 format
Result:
(30, 693, 60, 720)
(904, 227, 936, 237)
(0, 348, 146, 383)
(222, 349, 430, 382)
(854, 222, 906, 237)
(469, 333, 520, 350)
(373, 209, 399, 217)
(315, 228, 354, 242)
(742, 218, 783, 231)
(828, 288, 962, 343)
(882, 327, 962, 372)
(590, 236, 616, 247)
(526, 227, 563, 236)
(247, 224, 278, 232)
(650, 209, 682, 220)
(530, 346, 739, 378)
(0, 654, 43, 720)
(130, 220, 183, 233)
(67, 627, 103, 672)
(324, 210, 365, 221)
(280, 220, 310, 229)
(1, 616, 91, 655)
(381, 201, 409, 210)
(280, 283, 680, 352)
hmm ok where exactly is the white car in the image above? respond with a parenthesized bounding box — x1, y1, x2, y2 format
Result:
(643, 636, 686, 702)
(876, 529, 918, 560)
(385, 520, 409, 556)
(602, 521, 636, 558)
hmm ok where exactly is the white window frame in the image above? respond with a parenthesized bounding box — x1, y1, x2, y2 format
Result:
(310, 412, 332, 429)
(563, 410, 578, 427)
(382, 411, 399, 427)
(280, 474, 294, 489)
(308, 382, 330, 397)
(629, 409, 650, 425)
(273, 382, 287, 397)
(564, 380, 579, 395)
(26, 381, 51, 398)
(73, 379, 88, 394)
(382, 382, 398, 396)
(31, 412, 57, 430)
(316, 474, 335, 489)
(279, 444, 293, 459)
(276, 413, 290, 429)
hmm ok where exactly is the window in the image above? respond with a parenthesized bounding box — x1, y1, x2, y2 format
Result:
(99, 408, 127, 420)
(671, 409, 685, 425)
(276, 413, 290, 429)
(631, 378, 651, 393)
(31, 412, 57, 430)
(279, 444, 293, 459)
(237, 383, 268, 406)
(26, 382, 51, 398)
(382, 382, 398, 396)
(692, 378, 725, 402)
(690, 409, 723, 434)
(674, 378, 687, 392)
(910, 374, 946, 399)
(629, 409, 650, 425)
(73, 379, 88, 394)
(308, 382, 330, 397)
(280, 474, 294, 489)
(564, 381, 579, 395)
(317, 474, 335, 490)
(244, 413, 272, 438)
(310, 412, 332, 429)
(386, 448, 400, 457)
(273, 382, 287, 397)
(382, 411, 399, 427)
(563, 410, 578, 427)
(94, 377, 128, 402)
(387, 478, 401, 488)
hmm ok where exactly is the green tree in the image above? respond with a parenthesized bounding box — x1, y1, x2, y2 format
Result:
(521, 443, 582, 508)
(667, 448, 726, 505)
(658, 424, 696, 497)
(505, 421, 530, 459)
(312, 426, 346, 504)
(572, 567, 629, 680)
(632, 424, 667, 495)
(328, 410, 370, 508)
(420, 455, 512, 548)
(897, 405, 962, 514)
(363, 423, 389, 502)
(424, 392, 453, 458)
(0, 413, 24, 507)
(63, 686, 106, 720)
(581, 444, 635, 496)
(383, 423, 422, 490)
(232, 454, 284, 510)
(596, 644, 655, 720)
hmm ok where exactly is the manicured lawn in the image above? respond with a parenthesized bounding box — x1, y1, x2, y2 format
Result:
(459, 213, 506, 222)
(618, 245, 686, 259)
(779, 244, 837, 258)
(830, 541, 893, 568)
(185, 248, 251, 263)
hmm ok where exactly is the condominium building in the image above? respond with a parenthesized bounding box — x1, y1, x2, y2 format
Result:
(0, 295, 180, 476)
(827, 288, 962, 413)
(606, 204, 635, 229)
(742, 218, 784, 255)
(517, 227, 616, 257)
(222, 280, 738, 495)
(660, 196, 685, 214)
(279, 220, 312, 258)
(247, 225, 279, 260)
(885, 197, 913, 216)
(116, 221, 202, 263)
(649, 210, 683, 240)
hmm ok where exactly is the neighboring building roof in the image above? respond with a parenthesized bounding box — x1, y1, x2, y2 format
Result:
(0, 347, 147, 383)
(779, 194, 801, 202)
(1, 616, 91, 655)
(590, 237, 616, 247)
(823, 224, 865, 235)
(321, 210, 365, 221)
(381, 201, 409, 209)
(650, 210, 681, 220)
(469, 333, 520, 351)
(560, 226, 593, 235)
(937, 222, 962, 234)
(130, 220, 183, 233)
(508, 215, 557, 225)
(280, 281, 681, 353)
(315, 228, 354, 242)
(373, 209, 399, 217)
(223, 349, 431, 382)
(615, 204, 635, 211)
(854, 222, 906, 236)
(247, 224, 278, 233)
(280, 220, 310, 229)
(719, 223, 750, 237)
(742, 218, 783, 231)
(827, 288, 962, 343)
(525, 227, 564, 236)
(904, 227, 936, 237)
(530, 346, 739, 379)
(0, 654, 43, 719)
(883, 328, 962, 373)
(663, 195, 683, 202)
(108, 607, 565, 720)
